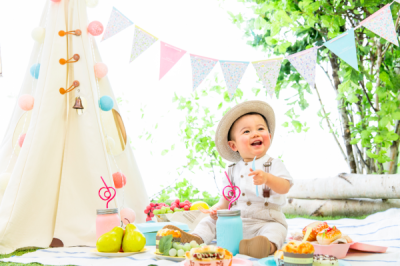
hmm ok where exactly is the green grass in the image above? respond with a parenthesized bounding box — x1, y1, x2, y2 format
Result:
(0, 214, 369, 266)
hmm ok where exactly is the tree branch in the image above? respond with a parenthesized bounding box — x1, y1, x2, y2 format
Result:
(315, 84, 348, 161)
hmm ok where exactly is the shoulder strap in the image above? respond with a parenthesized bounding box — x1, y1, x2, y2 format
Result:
(263, 157, 273, 173)
(228, 163, 236, 186)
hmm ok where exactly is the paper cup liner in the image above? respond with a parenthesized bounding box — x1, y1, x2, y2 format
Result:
(283, 252, 314, 266)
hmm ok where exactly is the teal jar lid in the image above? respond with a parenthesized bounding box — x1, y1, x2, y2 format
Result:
(217, 210, 241, 217)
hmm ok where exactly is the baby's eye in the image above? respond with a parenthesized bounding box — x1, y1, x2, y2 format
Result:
(244, 130, 250, 134)
(258, 127, 264, 130)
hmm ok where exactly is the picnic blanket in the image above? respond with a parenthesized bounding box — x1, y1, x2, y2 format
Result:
(1, 208, 400, 266)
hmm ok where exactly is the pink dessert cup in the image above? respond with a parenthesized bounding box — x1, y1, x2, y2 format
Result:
(311, 243, 352, 259)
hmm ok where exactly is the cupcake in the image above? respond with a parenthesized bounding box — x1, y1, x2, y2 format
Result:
(313, 254, 339, 266)
(282, 241, 314, 266)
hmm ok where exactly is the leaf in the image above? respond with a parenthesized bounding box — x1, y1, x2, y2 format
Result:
(159, 235, 173, 255)
(282, 122, 289, 127)
(366, 150, 378, 159)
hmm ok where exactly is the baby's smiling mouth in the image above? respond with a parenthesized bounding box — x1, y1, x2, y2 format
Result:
(251, 140, 263, 146)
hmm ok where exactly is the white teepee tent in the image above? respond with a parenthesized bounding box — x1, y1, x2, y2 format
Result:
(0, 0, 149, 254)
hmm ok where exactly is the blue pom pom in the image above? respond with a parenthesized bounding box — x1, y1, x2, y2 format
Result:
(30, 63, 40, 79)
(99, 96, 114, 111)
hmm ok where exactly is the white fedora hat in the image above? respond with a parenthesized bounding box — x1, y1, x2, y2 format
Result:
(215, 100, 275, 162)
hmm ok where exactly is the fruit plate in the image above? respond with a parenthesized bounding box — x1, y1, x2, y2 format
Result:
(154, 252, 186, 262)
(179, 258, 252, 266)
(90, 248, 148, 257)
(257, 257, 352, 266)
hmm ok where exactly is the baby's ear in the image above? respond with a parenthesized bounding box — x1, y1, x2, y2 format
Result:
(228, 141, 238, 152)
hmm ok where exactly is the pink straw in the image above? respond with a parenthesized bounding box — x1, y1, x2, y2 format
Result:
(98, 176, 116, 208)
(222, 171, 241, 210)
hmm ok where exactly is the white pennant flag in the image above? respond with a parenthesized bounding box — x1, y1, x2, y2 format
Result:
(220, 60, 249, 97)
(287, 47, 318, 89)
(190, 54, 218, 91)
(102, 7, 134, 42)
(130, 26, 158, 62)
(252, 58, 283, 98)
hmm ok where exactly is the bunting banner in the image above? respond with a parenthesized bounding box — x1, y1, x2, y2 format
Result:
(160, 42, 187, 80)
(190, 54, 218, 91)
(287, 47, 318, 89)
(220, 60, 249, 97)
(324, 29, 359, 71)
(360, 4, 399, 46)
(252, 58, 283, 98)
(130, 26, 158, 62)
(102, 7, 134, 42)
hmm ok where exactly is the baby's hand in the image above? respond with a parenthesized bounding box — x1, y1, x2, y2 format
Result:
(249, 168, 268, 185)
(210, 206, 222, 220)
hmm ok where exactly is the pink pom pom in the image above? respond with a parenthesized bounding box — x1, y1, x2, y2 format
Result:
(121, 208, 136, 225)
(51, 0, 61, 2)
(18, 95, 34, 111)
(88, 21, 104, 36)
(94, 63, 108, 78)
(18, 133, 26, 148)
(112, 172, 126, 189)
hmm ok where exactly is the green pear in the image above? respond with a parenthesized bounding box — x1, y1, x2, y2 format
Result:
(122, 224, 146, 252)
(96, 227, 124, 252)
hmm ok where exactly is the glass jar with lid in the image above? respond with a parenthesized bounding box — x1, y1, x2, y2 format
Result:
(216, 210, 243, 255)
(96, 208, 120, 239)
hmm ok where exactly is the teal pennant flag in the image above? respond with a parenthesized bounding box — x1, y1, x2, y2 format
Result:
(324, 29, 359, 71)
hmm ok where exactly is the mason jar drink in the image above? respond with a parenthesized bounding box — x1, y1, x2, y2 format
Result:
(216, 210, 243, 255)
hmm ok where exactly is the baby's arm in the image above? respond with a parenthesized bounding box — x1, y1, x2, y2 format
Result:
(209, 197, 230, 220)
(249, 168, 291, 194)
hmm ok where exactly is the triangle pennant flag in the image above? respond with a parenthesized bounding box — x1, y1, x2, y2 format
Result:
(130, 26, 158, 62)
(102, 7, 134, 42)
(361, 4, 399, 46)
(324, 29, 359, 71)
(220, 60, 249, 97)
(190, 54, 218, 91)
(252, 58, 283, 98)
(160, 42, 186, 80)
(287, 47, 318, 89)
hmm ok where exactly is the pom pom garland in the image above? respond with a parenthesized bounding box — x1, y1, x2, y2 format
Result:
(88, 21, 104, 36)
(0, 173, 11, 195)
(121, 208, 136, 225)
(94, 63, 108, 78)
(86, 0, 99, 8)
(112, 172, 126, 189)
(18, 95, 34, 111)
(50, 0, 61, 2)
(31, 27, 46, 43)
(30, 63, 40, 79)
(18, 133, 26, 148)
(99, 96, 114, 111)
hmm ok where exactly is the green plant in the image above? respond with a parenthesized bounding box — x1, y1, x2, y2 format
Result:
(228, 0, 400, 174)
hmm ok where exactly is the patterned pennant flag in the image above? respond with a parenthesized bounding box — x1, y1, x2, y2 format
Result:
(287, 47, 318, 89)
(324, 29, 359, 71)
(130, 26, 158, 62)
(361, 4, 399, 46)
(190, 54, 218, 91)
(220, 60, 249, 97)
(160, 42, 186, 80)
(102, 7, 134, 42)
(252, 58, 283, 98)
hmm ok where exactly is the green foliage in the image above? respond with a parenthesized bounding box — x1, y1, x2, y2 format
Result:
(229, 0, 400, 172)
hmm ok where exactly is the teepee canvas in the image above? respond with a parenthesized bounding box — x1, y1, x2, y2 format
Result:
(0, 0, 148, 254)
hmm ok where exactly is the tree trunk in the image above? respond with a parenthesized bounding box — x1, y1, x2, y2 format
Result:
(329, 54, 357, 173)
(287, 173, 400, 199)
(283, 198, 400, 217)
(388, 121, 400, 174)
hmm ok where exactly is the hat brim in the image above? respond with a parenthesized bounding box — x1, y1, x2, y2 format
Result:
(215, 100, 275, 162)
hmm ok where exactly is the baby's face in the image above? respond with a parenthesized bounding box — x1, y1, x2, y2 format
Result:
(228, 114, 271, 162)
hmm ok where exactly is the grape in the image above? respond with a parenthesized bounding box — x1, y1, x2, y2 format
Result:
(190, 240, 198, 248)
(167, 210, 174, 214)
(160, 208, 166, 214)
(176, 244, 184, 250)
(172, 242, 179, 249)
(183, 243, 191, 251)
(200, 244, 206, 247)
(153, 210, 159, 215)
(177, 249, 185, 257)
(169, 248, 177, 257)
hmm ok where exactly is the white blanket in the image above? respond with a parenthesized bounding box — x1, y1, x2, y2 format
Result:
(1, 208, 400, 266)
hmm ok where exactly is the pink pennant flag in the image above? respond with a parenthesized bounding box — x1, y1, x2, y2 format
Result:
(220, 60, 249, 97)
(360, 4, 398, 46)
(102, 7, 134, 42)
(252, 58, 283, 98)
(287, 47, 318, 89)
(159, 42, 186, 80)
(130, 26, 158, 62)
(190, 54, 218, 91)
